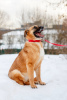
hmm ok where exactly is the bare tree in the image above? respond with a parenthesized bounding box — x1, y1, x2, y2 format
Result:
(7, 35, 15, 48)
(21, 10, 25, 25)
(56, 18, 67, 54)
(0, 10, 9, 28)
(33, 7, 43, 25)
(17, 9, 25, 29)
(63, 18, 67, 30)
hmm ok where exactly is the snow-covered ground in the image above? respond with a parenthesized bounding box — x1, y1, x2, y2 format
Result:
(0, 54, 67, 100)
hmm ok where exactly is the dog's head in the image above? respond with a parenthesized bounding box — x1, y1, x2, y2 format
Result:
(24, 25, 44, 40)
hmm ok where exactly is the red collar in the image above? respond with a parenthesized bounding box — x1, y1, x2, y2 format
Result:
(28, 40, 41, 42)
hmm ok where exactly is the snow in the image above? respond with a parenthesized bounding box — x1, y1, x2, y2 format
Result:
(0, 43, 24, 49)
(1, 30, 25, 49)
(3, 31, 24, 36)
(43, 29, 58, 34)
(0, 54, 67, 100)
(0, 40, 3, 43)
(1, 29, 59, 50)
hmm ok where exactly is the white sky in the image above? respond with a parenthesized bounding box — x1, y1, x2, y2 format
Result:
(0, 0, 66, 28)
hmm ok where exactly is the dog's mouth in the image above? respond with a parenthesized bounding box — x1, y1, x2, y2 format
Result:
(33, 26, 44, 38)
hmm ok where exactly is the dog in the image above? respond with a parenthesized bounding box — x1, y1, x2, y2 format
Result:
(8, 25, 46, 88)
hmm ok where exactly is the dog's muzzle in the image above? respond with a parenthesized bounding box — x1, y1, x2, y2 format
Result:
(34, 26, 44, 38)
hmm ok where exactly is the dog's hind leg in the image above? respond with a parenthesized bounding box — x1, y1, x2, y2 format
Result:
(24, 81, 30, 85)
(8, 69, 25, 85)
(34, 77, 39, 84)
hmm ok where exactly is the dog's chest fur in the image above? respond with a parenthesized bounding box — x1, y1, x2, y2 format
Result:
(40, 46, 44, 58)
(35, 42, 44, 67)
(36, 42, 44, 57)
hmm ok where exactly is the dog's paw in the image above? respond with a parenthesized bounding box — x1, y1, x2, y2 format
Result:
(31, 84, 37, 88)
(34, 81, 39, 84)
(39, 81, 46, 85)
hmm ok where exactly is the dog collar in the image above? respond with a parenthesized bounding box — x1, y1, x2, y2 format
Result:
(28, 40, 41, 42)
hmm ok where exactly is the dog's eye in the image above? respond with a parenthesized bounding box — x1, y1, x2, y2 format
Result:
(33, 26, 37, 29)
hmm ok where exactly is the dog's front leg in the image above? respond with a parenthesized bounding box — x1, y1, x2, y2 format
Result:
(27, 62, 37, 88)
(35, 66, 46, 85)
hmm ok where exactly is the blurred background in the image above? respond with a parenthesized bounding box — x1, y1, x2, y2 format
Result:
(0, 0, 67, 54)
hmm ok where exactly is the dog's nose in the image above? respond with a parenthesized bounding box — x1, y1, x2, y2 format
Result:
(39, 26, 44, 29)
(39, 26, 44, 30)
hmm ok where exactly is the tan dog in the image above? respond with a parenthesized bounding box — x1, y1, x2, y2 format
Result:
(8, 25, 46, 88)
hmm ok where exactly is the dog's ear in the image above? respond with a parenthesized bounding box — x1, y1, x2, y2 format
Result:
(24, 30, 29, 37)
